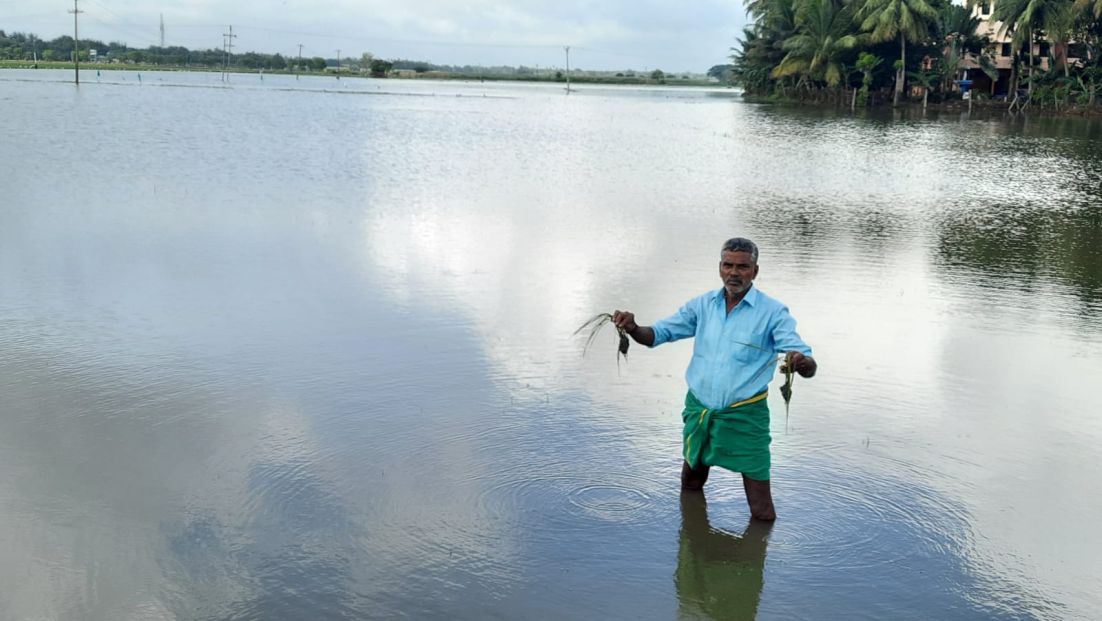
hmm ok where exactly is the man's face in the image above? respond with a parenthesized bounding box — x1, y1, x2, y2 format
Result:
(719, 250, 759, 299)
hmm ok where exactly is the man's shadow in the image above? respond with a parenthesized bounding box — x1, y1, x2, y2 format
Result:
(675, 492, 773, 621)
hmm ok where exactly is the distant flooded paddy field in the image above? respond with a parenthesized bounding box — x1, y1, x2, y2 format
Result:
(2, 69, 1101, 620)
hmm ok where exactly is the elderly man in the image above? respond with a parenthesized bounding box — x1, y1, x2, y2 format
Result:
(613, 237, 816, 520)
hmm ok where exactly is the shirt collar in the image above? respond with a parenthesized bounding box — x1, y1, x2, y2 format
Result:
(711, 285, 760, 307)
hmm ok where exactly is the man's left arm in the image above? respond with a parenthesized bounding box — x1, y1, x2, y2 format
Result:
(771, 306, 817, 378)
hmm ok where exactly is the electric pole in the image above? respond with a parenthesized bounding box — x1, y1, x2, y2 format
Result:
(69, 0, 83, 85)
(160, 13, 164, 48)
(336, 49, 341, 75)
(297, 43, 303, 79)
(222, 25, 236, 81)
(564, 46, 571, 93)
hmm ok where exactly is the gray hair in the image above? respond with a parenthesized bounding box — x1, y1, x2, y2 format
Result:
(721, 237, 759, 263)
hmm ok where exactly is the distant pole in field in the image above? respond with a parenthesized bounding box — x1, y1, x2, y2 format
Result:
(222, 25, 236, 82)
(160, 13, 165, 48)
(297, 43, 303, 79)
(336, 49, 341, 77)
(564, 45, 571, 93)
(69, 0, 83, 85)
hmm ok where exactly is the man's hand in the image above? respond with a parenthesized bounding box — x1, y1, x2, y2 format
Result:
(781, 351, 817, 378)
(611, 310, 638, 333)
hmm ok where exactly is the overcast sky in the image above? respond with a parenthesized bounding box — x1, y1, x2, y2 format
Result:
(1, 1, 748, 72)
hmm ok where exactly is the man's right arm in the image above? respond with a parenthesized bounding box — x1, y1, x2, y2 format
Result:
(611, 311, 655, 347)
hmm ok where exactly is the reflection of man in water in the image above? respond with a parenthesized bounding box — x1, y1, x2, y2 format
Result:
(613, 238, 816, 520)
(676, 493, 771, 621)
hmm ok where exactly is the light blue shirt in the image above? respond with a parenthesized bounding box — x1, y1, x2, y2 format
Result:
(652, 286, 812, 410)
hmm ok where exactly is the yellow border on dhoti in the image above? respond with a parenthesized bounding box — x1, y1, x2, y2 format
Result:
(727, 391, 769, 409)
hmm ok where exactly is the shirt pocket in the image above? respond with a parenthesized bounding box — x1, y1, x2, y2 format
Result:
(729, 329, 768, 364)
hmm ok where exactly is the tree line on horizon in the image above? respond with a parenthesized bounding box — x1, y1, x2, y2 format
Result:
(729, 0, 1102, 108)
(0, 28, 698, 81)
(0, 30, 397, 74)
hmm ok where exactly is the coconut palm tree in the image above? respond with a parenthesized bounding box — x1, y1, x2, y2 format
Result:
(1045, 3, 1078, 77)
(736, 0, 801, 95)
(732, 27, 781, 93)
(859, 0, 940, 106)
(773, 0, 861, 88)
(907, 65, 941, 108)
(856, 51, 884, 96)
(1074, 0, 1102, 19)
(937, 4, 996, 92)
(991, 0, 1063, 94)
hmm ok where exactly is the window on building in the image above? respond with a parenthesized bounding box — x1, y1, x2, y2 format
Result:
(1038, 42, 1050, 57)
(1001, 43, 1011, 57)
(981, 2, 991, 15)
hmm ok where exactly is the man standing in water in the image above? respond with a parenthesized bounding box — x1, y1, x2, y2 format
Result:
(612, 237, 817, 520)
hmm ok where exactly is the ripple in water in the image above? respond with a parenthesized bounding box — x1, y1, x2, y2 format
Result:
(477, 471, 674, 530)
(766, 455, 972, 572)
(567, 483, 653, 519)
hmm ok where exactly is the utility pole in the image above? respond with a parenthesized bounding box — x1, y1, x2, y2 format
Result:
(564, 46, 571, 93)
(222, 25, 236, 82)
(297, 43, 303, 79)
(336, 49, 341, 76)
(69, 0, 82, 85)
(160, 13, 164, 48)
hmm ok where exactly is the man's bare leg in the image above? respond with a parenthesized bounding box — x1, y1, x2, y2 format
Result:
(681, 461, 710, 491)
(742, 475, 776, 521)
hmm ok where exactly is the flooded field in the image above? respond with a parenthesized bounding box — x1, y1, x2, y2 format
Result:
(2, 69, 1100, 619)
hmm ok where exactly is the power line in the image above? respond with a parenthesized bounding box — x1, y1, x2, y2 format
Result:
(81, 12, 161, 48)
(213, 23, 568, 50)
(82, 0, 150, 32)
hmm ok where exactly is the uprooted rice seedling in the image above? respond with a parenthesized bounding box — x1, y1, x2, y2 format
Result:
(779, 351, 795, 430)
(737, 341, 796, 429)
(573, 313, 629, 372)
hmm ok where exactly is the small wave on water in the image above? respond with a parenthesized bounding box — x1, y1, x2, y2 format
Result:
(749, 448, 1066, 620)
(766, 462, 971, 572)
(476, 470, 675, 531)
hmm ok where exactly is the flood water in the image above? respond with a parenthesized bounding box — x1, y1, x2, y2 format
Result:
(2, 69, 1101, 620)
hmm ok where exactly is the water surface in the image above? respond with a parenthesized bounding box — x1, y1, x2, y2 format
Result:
(2, 69, 1101, 620)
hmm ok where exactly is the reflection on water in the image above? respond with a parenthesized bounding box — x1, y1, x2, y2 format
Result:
(937, 203, 1102, 315)
(1, 70, 1101, 619)
(676, 493, 770, 621)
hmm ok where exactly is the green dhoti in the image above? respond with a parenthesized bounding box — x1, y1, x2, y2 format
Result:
(681, 390, 771, 481)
